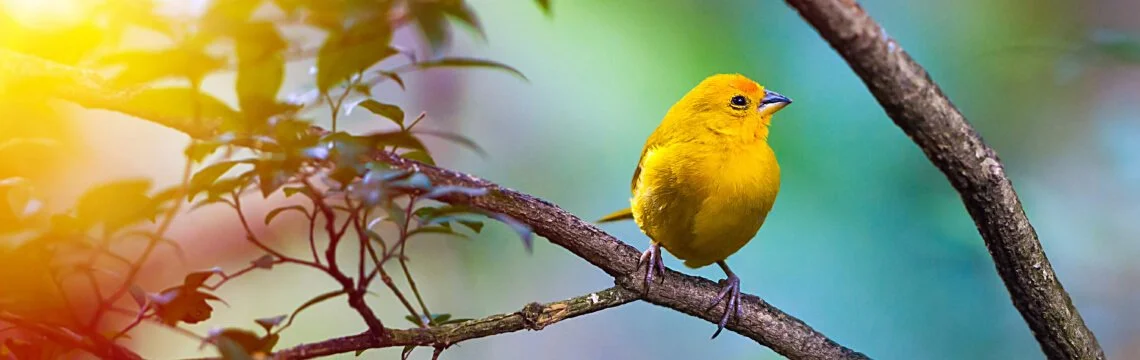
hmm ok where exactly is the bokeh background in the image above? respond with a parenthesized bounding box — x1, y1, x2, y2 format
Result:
(2, 0, 1139, 359)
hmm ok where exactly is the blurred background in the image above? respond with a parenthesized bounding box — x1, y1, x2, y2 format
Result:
(2, 0, 1139, 359)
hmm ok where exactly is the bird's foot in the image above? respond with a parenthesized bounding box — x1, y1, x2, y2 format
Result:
(636, 243, 666, 292)
(703, 273, 743, 339)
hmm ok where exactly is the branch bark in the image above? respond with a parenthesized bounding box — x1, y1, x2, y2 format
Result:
(270, 286, 638, 359)
(0, 48, 867, 359)
(781, 1, 1103, 359)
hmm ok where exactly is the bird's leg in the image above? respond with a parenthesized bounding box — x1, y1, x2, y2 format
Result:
(636, 241, 666, 292)
(703, 260, 743, 339)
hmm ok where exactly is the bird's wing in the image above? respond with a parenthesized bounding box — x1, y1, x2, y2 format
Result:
(630, 125, 671, 194)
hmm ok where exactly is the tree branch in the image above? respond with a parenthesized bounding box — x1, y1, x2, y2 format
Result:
(0, 47, 867, 359)
(781, 1, 1103, 359)
(268, 286, 639, 359)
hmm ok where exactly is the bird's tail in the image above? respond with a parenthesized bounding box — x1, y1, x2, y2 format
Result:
(597, 207, 634, 223)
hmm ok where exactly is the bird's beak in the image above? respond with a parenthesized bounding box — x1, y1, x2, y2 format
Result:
(759, 89, 792, 117)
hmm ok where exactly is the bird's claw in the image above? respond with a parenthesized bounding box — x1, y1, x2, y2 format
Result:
(636, 243, 666, 292)
(703, 274, 742, 339)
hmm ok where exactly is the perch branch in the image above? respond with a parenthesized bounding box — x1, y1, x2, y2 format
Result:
(0, 47, 867, 359)
(782, 1, 1103, 359)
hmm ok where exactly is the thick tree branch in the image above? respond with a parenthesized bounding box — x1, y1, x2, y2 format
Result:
(781, 1, 1103, 359)
(269, 286, 638, 359)
(0, 48, 867, 359)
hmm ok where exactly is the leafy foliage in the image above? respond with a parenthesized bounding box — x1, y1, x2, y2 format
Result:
(0, 0, 549, 358)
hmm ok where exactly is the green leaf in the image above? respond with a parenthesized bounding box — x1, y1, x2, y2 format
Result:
(185, 141, 223, 163)
(211, 329, 259, 360)
(264, 205, 308, 225)
(254, 315, 287, 332)
(376, 71, 405, 90)
(456, 220, 483, 234)
(261, 333, 280, 353)
(234, 22, 287, 120)
(123, 87, 241, 131)
(101, 46, 227, 85)
(401, 345, 415, 360)
(199, 0, 261, 35)
(356, 348, 369, 357)
(408, 226, 468, 240)
(535, 0, 552, 15)
(409, 1, 448, 54)
(356, 100, 405, 128)
(255, 159, 294, 197)
(282, 186, 309, 198)
(404, 314, 426, 327)
(75, 179, 155, 234)
(415, 57, 526, 81)
(183, 269, 221, 289)
(215, 336, 255, 360)
(493, 213, 534, 252)
(188, 161, 244, 201)
(439, 2, 484, 39)
(361, 131, 427, 152)
(281, 289, 349, 330)
(316, 20, 396, 92)
(400, 150, 435, 165)
(251, 254, 276, 269)
(433, 313, 450, 324)
(412, 130, 486, 156)
(129, 285, 148, 307)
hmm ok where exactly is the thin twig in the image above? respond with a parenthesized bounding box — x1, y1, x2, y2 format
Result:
(267, 286, 640, 359)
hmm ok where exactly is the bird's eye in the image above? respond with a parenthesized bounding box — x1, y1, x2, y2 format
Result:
(730, 95, 748, 107)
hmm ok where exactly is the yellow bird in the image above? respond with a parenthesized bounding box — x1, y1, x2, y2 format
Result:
(599, 73, 791, 338)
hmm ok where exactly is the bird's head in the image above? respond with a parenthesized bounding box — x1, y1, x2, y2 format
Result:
(669, 73, 792, 142)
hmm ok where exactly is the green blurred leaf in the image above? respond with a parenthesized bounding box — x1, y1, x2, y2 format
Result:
(356, 100, 405, 128)
(316, 19, 395, 92)
(408, 225, 468, 240)
(415, 57, 526, 81)
(101, 46, 226, 85)
(493, 213, 534, 252)
(282, 186, 309, 198)
(401, 150, 435, 165)
(280, 289, 349, 330)
(255, 159, 295, 197)
(254, 315, 287, 332)
(362, 131, 427, 152)
(215, 336, 254, 360)
(234, 22, 287, 120)
(376, 71, 406, 90)
(1091, 31, 1140, 63)
(456, 220, 483, 234)
(265, 205, 308, 225)
(534, 0, 552, 15)
(413, 129, 486, 156)
(401, 345, 415, 360)
(212, 328, 260, 359)
(75, 179, 154, 234)
(183, 269, 220, 290)
(404, 314, 426, 327)
(185, 141, 223, 163)
(251, 254, 276, 269)
(199, 0, 261, 36)
(123, 87, 241, 129)
(188, 161, 245, 201)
